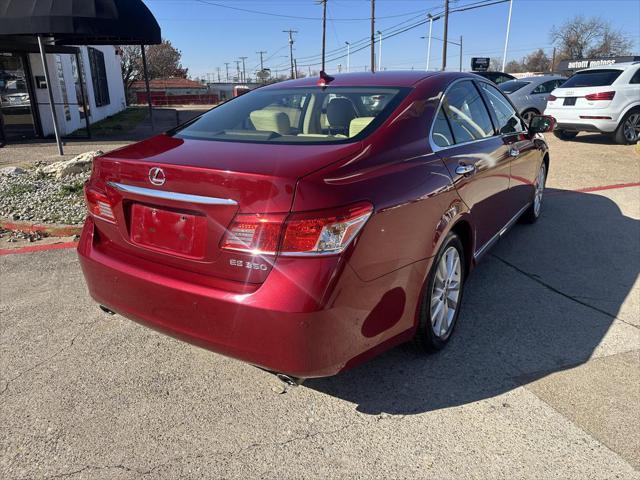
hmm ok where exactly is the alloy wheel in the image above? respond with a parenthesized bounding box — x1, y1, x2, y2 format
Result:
(430, 247, 462, 338)
(522, 110, 536, 125)
(623, 113, 640, 143)
(534, 163, 546, 217)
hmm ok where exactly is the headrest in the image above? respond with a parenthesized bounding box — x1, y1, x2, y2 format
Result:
(249, 110, 291, 135)
(327, 97, 358, 128)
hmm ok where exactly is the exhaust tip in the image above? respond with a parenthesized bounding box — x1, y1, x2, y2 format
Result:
(99, 305, 116, 316)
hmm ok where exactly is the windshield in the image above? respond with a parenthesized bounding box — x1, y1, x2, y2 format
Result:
(499, 80, 530, 94)
(561, 69, 623, 88)
(173, 86, 407, 144)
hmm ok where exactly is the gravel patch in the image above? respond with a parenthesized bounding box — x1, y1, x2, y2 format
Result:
(0, 165, 89, 225)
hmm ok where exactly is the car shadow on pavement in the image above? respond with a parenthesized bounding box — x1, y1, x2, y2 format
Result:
(306, 188, 639, 415)
(564, 133, 619, 145)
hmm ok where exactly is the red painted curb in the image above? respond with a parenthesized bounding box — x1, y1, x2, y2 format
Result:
(0, 218, 82, 237)
(0, 241, 78, 256)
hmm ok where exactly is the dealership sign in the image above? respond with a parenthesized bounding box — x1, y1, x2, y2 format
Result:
(471, 57, 490, 71)
(557, 56, 640, 73)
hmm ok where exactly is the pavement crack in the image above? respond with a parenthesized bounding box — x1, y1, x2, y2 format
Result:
(490, 254, 638, 330)
(0, 320, 99, 398)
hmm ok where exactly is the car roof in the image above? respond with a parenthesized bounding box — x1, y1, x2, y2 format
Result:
(262, 70, 449, 89)
(517, 75, 566, 82)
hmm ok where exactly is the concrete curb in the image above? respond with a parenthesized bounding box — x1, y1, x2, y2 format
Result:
(0, 218, 82, 237)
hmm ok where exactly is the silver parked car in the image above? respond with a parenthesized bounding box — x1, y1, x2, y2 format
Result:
(499, 75, 566, 124)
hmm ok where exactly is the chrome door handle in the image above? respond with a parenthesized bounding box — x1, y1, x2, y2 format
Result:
(509, 147, 520, 157)
(455, 164, 476, 176)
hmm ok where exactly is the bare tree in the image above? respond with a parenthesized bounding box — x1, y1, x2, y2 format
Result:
(489, 57, 502, 71)
(504, 60, 524, 74)
(550, 16, 632, 60)
(523, 49, 551, 73)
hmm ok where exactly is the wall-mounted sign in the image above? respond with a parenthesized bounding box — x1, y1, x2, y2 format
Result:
(471, 57, 490, 72)
(556, 56, 640, 73)
(35, 76, 47, 89)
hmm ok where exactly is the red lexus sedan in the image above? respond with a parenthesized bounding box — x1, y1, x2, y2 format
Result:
(78, 71, 554, 380)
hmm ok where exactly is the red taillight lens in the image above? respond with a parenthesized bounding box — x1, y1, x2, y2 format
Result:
(585, 91, 615, 101)
(221, 213, 285, 254)
(281, 203, 373, 255)
(547, 94, 557, 101)
(84, 185, 115, 222)
(221, 203, 373, 256)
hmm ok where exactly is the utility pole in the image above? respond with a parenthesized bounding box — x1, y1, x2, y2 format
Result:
(234, 60, 241, 82)
(502, 0, 513, 71)
(345, 41, 351, 72)
(224, 62, 230, 82)
(319, 0, 327, 71)
(377, 30, 383, 71)
(239, 56, 248, 83)
(283, 29, 298, 79)
(426, 14, 433, 71)
(216, 67, 221, 82)
(257, 50, 267, 82)
(370, 0, 375, 72)
(442, 0, 449, 71)
(459, 35, 463, 72)
(294, 59, 298, 79)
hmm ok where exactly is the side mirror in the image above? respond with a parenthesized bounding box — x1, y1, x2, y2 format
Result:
(529, 115, 556, 134)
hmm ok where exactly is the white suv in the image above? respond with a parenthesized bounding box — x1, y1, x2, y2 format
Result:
(544, 62, 640, 144)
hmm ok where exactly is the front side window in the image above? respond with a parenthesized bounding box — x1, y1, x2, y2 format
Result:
(174, 87, 407, 144)
(438, 80, 493, 144)
(479, 82, 525, 134)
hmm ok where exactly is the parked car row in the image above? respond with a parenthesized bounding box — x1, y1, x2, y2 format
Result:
(477, 61, 640, 144)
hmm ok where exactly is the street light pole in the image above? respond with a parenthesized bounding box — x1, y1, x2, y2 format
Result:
(320, 0, 327, 71)
(345, 41, 350, 72)
(426, 14, 433, 71)
(377, 30, 383, 71)
(459, 35, 463, 72)
(370, 0, 375, 72)
(283, 29, 298, 79)
(502, 0, 513, 71)
(442, 0, 449, 71)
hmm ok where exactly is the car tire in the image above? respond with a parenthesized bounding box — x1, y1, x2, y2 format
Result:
(521, 161, 546, 224)
(613, 108, 640, 145)
(521, 109, 539, 126)
(414, 232, 466, 353)
(553, 130, 578, 140)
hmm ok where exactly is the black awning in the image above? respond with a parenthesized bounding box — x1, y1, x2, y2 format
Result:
(0, 0, 161, 45)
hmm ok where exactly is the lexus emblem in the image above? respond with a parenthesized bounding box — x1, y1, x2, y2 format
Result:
(148, 167, 166, 186)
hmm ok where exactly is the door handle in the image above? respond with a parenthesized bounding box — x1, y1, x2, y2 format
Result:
(508, 147, 520, 157)
(455, 164, 476, 176)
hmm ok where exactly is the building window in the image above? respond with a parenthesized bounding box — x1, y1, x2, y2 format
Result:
(55, 55, 72, 121)
(88, 47, 110, 107)
(70, 54, 90, 119)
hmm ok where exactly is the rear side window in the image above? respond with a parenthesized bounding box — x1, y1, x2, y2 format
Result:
(479, 82, 526, 133)
(562, 69, 623, 87)
(439, 81, 493, 144)
(630, 68, 640, 84)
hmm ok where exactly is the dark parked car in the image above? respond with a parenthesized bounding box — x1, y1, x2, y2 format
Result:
(79, 71, 554, 380)
(472, 71, 517, 85)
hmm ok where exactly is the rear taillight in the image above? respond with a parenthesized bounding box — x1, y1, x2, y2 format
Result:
(84, 185, 115, 222)
(281, 203, 373, 255)
(585, 91, 615, 101)
(220, 213, 285, 254)
(220, 203, 373, 256)
(547, 94, 557, 101)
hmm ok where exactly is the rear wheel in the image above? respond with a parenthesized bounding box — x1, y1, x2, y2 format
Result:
(415, 232, 465, 352)
(613, 109, 640, 145)
(521, 162, 546, 224)
(553, 130, 578, 140)
(521, 109, 539, 126)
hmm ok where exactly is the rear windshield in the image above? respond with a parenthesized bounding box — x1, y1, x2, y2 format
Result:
(173, 86, 408, 144)
(499, 80, 530, 94)
(561, 69, 623, 88)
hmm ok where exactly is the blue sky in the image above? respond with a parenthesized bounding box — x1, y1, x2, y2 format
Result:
(144, 0, 640, 79)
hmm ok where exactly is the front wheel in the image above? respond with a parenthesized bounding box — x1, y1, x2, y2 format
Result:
(414, 232, 466, 352)
(521, 109, 539, 126)
(521, 162, 546, 224)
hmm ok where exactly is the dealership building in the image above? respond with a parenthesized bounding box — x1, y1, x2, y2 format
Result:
(0, 42, 125, 142)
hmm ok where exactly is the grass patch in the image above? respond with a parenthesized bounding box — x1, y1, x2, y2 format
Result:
(68, 107, 148, 138)
(59, 181, 85, 196)
(4, 183, 37, 196)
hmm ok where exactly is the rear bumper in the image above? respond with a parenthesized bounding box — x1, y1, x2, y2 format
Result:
(77, 218, 423, 377)
(546, 108, 619, 133)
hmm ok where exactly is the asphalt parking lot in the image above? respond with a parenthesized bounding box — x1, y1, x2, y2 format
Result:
(1, 133, 639, 479)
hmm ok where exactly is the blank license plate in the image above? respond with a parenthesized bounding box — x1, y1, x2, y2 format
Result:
(130, 203, 207, 258)
(563, 97, 577, 106)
